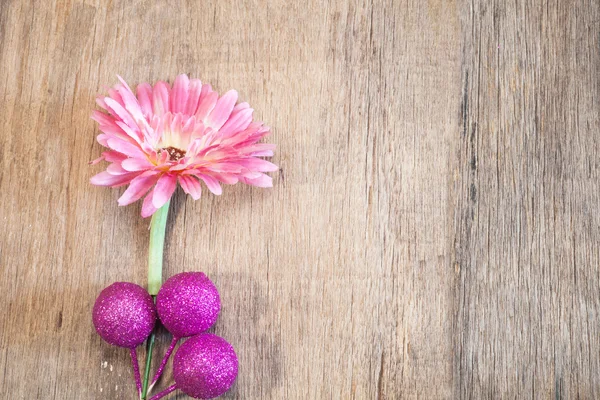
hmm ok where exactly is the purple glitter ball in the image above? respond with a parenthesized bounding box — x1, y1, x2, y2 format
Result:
(174, 333, 238, 399)
(92, 282, 156, 348)
(156, 272, 220, 338)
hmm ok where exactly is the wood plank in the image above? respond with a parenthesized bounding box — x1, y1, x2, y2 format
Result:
(454, 0, 600, 398)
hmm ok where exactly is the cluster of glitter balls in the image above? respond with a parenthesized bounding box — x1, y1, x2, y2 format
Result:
(92, 272, 237, 399)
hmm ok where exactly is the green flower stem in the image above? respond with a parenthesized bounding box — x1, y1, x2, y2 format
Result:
(141, 325, 156, 399)
(142, 200, 171, 399)
(148, 200, 171, 296)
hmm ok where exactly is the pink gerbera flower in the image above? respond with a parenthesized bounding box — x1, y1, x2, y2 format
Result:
(90, 75, 277, 217)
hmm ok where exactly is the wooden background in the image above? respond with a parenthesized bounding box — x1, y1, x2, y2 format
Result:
(0, 0, 598, 398)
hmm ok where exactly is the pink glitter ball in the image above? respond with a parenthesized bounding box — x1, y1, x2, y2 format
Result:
(156, 272, 220, 338)
(174, 333, 238, 399)
(92, 282, 156, 348)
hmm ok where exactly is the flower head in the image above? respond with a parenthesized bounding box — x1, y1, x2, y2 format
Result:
(90, 75, 277, 217)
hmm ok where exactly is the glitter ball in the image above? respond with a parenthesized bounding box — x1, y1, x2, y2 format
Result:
(174, 333, 238, 399)
(156, 272, 220, 338)
(92, 282, 156, 348)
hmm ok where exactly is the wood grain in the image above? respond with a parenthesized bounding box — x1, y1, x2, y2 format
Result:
(0, 0, 597, 399)
(455, 1, 600, 398)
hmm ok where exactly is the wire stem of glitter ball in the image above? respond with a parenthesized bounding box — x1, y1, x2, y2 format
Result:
(150, 336, 180, 388)
(129, 348, 142, 396)
(148, 384, 177, 400)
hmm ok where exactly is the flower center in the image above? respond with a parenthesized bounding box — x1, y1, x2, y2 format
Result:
(162, 146, 186, 161)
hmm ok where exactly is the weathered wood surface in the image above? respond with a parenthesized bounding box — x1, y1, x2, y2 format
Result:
(0, 0, 598, 398)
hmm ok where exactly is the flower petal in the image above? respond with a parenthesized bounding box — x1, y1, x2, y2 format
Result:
(91, 110, 114, 126)
(251, 150, 274, 157)
(195, 90, 218, 121)
(178, 175, 202, 200)
(199, 174, 222, 195)
(136, 82, 154, 118)
(106, 162, 130, 175)
(115, 121, 143, 144)
(121, 157, 153, 171)
(209, 162, 243, 174)
(96, 96, 108, 110)
(152, 174, 177, 208)
(205, 90, 237, 130)
(213, 173, 239, 185)
(242, 173, 273, 188)
(95, 151, 127, 163)
(104, 97, 137, 129)
(89, 156, 104, 165)
(116, 76, 148, 127)
(106, 138, 147, 159)
(170, 74, 189, 114)
(141, 190, 158, 218)
(117, 171, 160, 206)
(107, 88, 124, 107)
(238, 158, 279, 172)
(152, 81, 170, 117)
(232, 102, 250, 112)
(219, 107, 253, 137)
(186, 138, 205, 157)
(185, 79, 203, 116)
(90, 171, 139, 187)
(239, 143, 276, 154)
